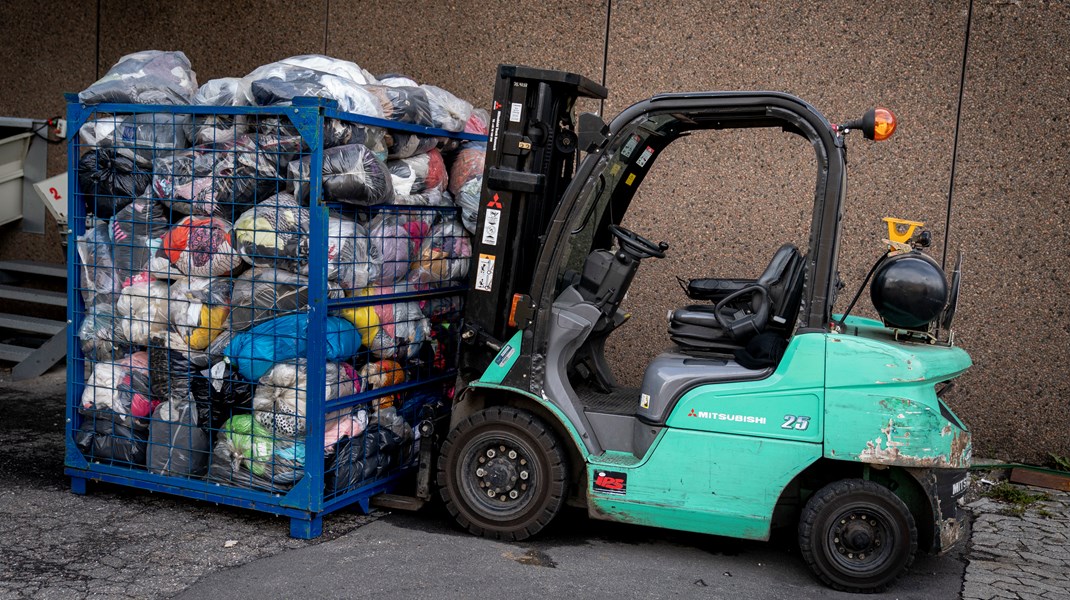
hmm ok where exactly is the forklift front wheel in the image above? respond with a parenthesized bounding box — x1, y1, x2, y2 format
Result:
(798, 479, 917, 593)
(437, 406, 568, 541)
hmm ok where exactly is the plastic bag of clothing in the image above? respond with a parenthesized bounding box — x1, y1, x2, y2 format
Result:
(359, 359, 404, 410)
(222, 314, 361, 381)
(115, 278, 171, 346)
(448, 142, 485, 233)
(78, 304, 132, 361)
(327, 216, 377, 291)
(148, 400, 210, 477)
(368, 297, 431, 361)
(109, 196, 170, 283)
(209, 413, 308, 489)
(369, 213, 415, 284)
(152, 137, 284, 217)
(81, 352, 156, 419)
(465, 108, 490, 135)
(80, 113, 190, 157)
(245, 55, 376, 89)
(388, 148, 447, 196)
(78, 50, 197, 105)
(76, 407, 149, 466)
(76, 224, 122, 305)
(420, 85, 474, 133)
(229, 267, 344, 331)
(209, 414, 275, 483)
(188, 77, 252, 145)
(149, 346, 253, 430)
(168, 277, 232, 350)
(325, 408, 369, 451)
(290, 144, 394, 206)
(77, 146, 152, 218)
(407, 218, 472, 285)
(233, 193, 309, 268)
(154, 216, 243, 278)
(390, 188, 452, 211)
(326, 426, 402, 492)
(385, 131, 442, 160)
(252, 359, 358, 437)
(364, 84, 433, 126)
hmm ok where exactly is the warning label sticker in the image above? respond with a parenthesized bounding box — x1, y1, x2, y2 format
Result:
(625, 173, 636, 186)
(509, 102, 523, 123)
(475, 254, 496, 291)
(482, 208, 501, 246)
(620, 134, 641, 159)
(636, 146, 655, 167)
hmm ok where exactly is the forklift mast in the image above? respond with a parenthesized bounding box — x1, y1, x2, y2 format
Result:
(461, 65, 607, 376)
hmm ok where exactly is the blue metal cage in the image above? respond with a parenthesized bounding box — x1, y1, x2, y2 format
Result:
(64, 94, 486, 538)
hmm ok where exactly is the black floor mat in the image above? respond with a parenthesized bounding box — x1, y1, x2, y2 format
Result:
(575, 386, 639, 415)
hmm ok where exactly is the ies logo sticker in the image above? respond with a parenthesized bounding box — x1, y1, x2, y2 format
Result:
(593, 470, 627, 496)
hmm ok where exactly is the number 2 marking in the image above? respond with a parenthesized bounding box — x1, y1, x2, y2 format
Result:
(49, 187, 61, 200)
(782, 415, 811, 431)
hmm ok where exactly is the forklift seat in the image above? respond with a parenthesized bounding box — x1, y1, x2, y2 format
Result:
(667, 244, 805, 351)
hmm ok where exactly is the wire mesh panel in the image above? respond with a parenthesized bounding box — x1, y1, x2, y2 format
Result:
(65, 96, 482, 537)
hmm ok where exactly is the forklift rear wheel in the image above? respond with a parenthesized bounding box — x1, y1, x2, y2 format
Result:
(438, 406, 568, 541)
(798, 479, 917, 593)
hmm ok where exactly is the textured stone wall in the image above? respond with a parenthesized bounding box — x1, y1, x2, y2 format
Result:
(1, 0, 1066, 462)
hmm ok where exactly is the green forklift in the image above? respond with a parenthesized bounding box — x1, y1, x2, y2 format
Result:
(433, 66, 970, 593)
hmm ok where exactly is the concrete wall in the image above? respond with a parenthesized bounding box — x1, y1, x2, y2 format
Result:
(0, 0, 1066, 463)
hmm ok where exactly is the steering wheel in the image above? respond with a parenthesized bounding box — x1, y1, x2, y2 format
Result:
(609, 224, 668, 259)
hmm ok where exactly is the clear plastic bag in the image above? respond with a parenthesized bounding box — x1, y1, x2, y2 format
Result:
(155, 216, 244, 278)
(290, 144, 394, 206)
(76, 224, 121, 305)
(168, 277, 232, 350)
(252, 359, 358, 438)
(407, 217, 471, 285)
(369, 213, 414, 284)
(78, 304, 128, 361)
(364, 84, 433, 126)
(388, 148, 447, 196)
(233, 193, 309, 268)
(188, 77, 252, 145)
(448, 142, 485, 234)
(367, 296, 430, 361)
(109, 196, 170, 283)
(152, 136, 286, 217)
(78, 50, 198, 105)
(229, 267, 344, 331)
(115, 279, 172, 346)
(420, 85, 474, 133)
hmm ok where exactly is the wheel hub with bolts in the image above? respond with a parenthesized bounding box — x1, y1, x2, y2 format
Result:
(834, 513, 883, 560)
(475, 444, 530, 502)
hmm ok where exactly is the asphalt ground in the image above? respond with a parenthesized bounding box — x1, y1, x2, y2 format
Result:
(0, 370, 967, 599)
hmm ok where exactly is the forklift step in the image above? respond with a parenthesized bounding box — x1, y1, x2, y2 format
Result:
(0, 284, 66, 307)
(0, 260, 67, 280)
(370, 493, 427, 512)
(0, 312, 66, 336)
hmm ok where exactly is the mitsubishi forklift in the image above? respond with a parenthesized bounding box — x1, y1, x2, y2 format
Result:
(433, 66, 971, 593)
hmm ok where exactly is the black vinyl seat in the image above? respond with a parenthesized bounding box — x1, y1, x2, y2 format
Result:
(668, 244, 805, 351)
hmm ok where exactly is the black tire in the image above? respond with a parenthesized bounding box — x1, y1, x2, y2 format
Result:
(437, 406, 568, 541)
(798, 479, 917, 593)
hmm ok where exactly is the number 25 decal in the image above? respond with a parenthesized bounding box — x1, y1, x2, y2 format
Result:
(782, 415, 811, 430)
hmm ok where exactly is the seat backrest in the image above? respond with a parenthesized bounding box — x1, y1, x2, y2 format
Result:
(758, 244, 805, 333)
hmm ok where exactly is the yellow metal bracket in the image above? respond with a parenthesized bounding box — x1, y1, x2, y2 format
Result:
(883, 217, 925, 244)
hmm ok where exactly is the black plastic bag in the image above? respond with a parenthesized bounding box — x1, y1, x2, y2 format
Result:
(147, 401, 210, 477)
(77, 147, 152, 218)
(326, 427, 402, 493)
(75, 408, 149, 466)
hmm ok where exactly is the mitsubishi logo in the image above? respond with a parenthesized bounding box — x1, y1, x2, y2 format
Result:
(687, 408, 697, 417)
(487, 193, 503, 209)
